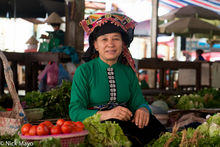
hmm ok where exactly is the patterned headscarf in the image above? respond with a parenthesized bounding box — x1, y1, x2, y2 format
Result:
(80, 12, 137, 72)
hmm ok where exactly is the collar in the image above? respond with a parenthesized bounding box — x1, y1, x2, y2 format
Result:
(97, 57, 118, 69)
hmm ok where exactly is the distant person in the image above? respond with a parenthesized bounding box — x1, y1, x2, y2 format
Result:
(44, 12, 65, 50)
(138, 70, 149, 89)
(194, 49, 205, 61)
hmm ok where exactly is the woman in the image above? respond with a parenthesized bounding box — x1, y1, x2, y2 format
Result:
(44, 12, 65, 50)
(69, 12, 166, 146)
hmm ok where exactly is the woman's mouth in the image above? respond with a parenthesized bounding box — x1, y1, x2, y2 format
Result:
(106, 50, 116, 54)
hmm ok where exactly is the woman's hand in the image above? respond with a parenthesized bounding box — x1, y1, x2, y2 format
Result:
(97, 106, 132, 121)
(132, 107, 150, 128)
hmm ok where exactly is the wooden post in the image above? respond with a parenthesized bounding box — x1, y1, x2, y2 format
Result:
(149, 0, 159, 88)
(65, 0, 85, 55)
(151, 0, 158, 58)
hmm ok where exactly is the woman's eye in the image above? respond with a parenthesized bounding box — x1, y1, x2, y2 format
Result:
(102, 38, 107, 41)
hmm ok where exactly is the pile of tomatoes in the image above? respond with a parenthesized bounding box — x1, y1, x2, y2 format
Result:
(21, 119, 85, 136)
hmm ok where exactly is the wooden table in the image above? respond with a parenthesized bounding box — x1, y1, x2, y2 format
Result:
(0, 51, 71, 95)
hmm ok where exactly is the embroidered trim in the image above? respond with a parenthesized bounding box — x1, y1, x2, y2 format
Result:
(107, 67, 117, 103)
(88, 102, 127, 111)
(80, 12, 136, 35)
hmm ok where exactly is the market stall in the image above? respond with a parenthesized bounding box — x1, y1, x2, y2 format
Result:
(0, 51, 71, 95)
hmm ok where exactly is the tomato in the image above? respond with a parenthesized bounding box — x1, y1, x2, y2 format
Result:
(61, 124, 73, 134)
(56, 119, 65, 126)
(24, 132, 30, 136)
(21, 123, 32, 135)
(74, 121, 85, 130)
(73, 126, 83, 132)
(29, 125, 37, 136)
(41, 120, 53, 129)
(63, 121, 75, 127)
(73, 121, 85, 132)
(36, 124, 49, 136)
(50, 125, 62, 135)
(71, 125, 83, 133)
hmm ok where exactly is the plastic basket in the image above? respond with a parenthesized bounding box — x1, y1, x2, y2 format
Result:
(0, 51, 26, 135)
(19, 130, 88, 147)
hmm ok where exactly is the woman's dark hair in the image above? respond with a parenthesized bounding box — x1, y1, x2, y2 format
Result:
(196, 49, 204, 55)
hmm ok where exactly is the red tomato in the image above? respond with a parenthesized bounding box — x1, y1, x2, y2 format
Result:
(36, 124, 49, 136)
(61, 124, 73, 134)
(41, 121, 54, 129)
(63, 121, 75, 127)
(56, 119, 65, 126)
(24, 132, 30, 136)
(21, 123, 32, 135)
(29, 125, 37, 136)
(50, 125, 62, 135)
(74, 121, 85, 130)
(70, 126, 81, 133)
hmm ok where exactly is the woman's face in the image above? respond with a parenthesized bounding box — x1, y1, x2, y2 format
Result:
(94, 32, 123, 65)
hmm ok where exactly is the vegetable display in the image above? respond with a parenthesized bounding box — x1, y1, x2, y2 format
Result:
(197, 88, 220, 108)
(177, 94, 204, 110)
(21, 80, 72, 119)
(148, 113, 220, 147)
(20, 119, 85, 136)
(83, 114, 132, 147)
(158, 88, 220, 109)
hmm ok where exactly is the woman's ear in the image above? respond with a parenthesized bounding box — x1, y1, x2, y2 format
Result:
(94, 41, 98, 51)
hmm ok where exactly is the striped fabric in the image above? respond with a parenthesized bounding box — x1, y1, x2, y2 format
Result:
(159, 0, 220, 14)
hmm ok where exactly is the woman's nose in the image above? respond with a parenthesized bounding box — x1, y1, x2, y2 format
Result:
(107, 39, 114, 46)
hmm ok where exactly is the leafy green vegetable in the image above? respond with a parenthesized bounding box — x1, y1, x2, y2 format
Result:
(197, 136, 220, 147)
(177, 94, 204, 110)
(21, 80, 72, 119)
(147, 132, 181, 147)
(197, 88, 220, 108)
(196, 122, 209, 136)
(149, 113, 220, 147)
(83, 114, 132, 147)
(207, 113, 220, 125)
(209, 123, 220, 137)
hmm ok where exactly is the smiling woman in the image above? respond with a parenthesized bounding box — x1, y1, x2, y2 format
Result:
(94, 32, 123, 66)
(69, 12, 167, 146)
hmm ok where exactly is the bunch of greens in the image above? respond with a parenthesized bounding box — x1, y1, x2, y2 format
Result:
(21, 80, 72, 119)
(148, 113, 220, 147)
(83, 114, 132, 147)
(197, 113, 220, 137)
(148, 131, 181, 147)
(197, 88, 220, 108)
(177, 94, 204, 110)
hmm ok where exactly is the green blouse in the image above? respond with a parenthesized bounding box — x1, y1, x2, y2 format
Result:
(69, 57, 151, 122)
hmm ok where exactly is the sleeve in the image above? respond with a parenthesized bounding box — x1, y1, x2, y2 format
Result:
(69, 66, 98, 122)
(127, 70, 152, 114)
